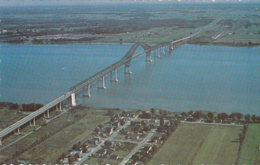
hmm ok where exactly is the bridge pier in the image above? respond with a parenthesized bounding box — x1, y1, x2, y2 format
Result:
(71, 93, 76, 106)
(110, 69, 118, 82)
(14, 127, 21, 135)
(154, 48, 160, 58)
(0, 138, 2, 146)
(56, 103, 62, 111)
(124, 65, 132, 75)
(44, 109, 50, 118)
(168, 44, 171, 51)
(87, 84, 91, 97)
(30, 118, 36, 126)
(146, 52, 152, 63)
(98, 76, 106, 89)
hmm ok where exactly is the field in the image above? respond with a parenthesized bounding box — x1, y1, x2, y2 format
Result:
(237, 124, 260, 165)
(0, 106, 110, 164)
(149, 123, 242, 165)
(0, 3, 259, 46)
(0, 108, 26, 131)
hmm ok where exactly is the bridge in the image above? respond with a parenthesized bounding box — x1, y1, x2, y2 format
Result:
(0, 31, 200, 145)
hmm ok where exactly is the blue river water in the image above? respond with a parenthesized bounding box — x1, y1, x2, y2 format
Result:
(0, 43, 259, 115)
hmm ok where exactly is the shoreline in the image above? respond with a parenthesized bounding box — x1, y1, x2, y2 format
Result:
(1, 40, 259, 47)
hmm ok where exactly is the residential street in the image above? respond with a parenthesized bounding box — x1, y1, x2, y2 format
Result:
(119, 130, 155, 165)
(76, 117, 138, 165)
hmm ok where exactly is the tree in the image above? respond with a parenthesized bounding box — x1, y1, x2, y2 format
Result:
(151, 108, 155, 117)
(257, 116, 260, 123)
(131, 155, 139, 161)
(75, 153, 80, 159)
(192, 111, 202, 119)
(144, 126, 150, 132)
(61, 153, 66, 159)
(207, 112, 214, 119)
(218, 113, 228, 120)
(160, 117, 164, 127)
(104, 141, 112, 148)
(237, 113, 243, 121)
(161, 134, 167, 141)
(157, 126, 163, 132)
(181, 112, 187, 117)
(188, 110, 193, 116)
(252, 114, 256, 123)
(10, 103, 19, 110)
(110, 116, 115, 122)
(245, 114, 250, 123)
(98, 124, 103, 129)
(72, 144, 78, 150)
(107, 110, 114, 117)
(163, 110, 168, 117)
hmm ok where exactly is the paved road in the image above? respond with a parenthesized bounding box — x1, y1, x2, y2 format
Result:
(112, 139, 139, 144)
(119, 130, 155, 165)
(181, 121, 243, 127)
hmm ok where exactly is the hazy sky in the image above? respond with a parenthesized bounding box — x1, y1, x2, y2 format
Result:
(0, 0, 259, 6)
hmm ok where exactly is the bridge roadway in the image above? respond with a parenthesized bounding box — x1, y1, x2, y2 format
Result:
(0, 31, 201, 144)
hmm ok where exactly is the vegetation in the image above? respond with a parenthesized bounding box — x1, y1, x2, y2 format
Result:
(0, 106, 109, 164)
(149, 123, 242, 165)
(1, 3, 259, 46)
(237, 124, 260, 165)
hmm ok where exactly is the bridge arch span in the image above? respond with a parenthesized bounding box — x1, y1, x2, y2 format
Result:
(121, 43, 153, 62)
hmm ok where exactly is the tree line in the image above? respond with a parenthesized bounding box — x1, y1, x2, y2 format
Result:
(0, 102, 44, 112)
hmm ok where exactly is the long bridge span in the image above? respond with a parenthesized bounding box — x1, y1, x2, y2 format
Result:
(0, 31, 200, 145)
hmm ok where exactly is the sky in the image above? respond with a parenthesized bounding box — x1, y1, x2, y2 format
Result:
(0, 0, 259, 6)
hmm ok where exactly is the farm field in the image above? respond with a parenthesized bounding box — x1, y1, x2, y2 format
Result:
(237, 124, 260, 165)
(149, 123, 242, 165)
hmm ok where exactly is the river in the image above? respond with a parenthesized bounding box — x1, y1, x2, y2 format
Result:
(0, 43, 259, 115)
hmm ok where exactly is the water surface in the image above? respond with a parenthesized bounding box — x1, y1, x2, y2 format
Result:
(1, 43, 259, 115)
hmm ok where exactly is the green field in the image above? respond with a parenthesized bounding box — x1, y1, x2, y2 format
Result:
(0, 108, 26, 131)
(238, 124, 260, 165)
(149, 123, 241, 165)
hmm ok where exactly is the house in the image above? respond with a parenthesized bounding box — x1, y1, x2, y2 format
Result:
(113, 121, 120, 127)
(149, 119, 158, 123)
(121, 130, 130, 135)
(186, 116, 195, 121)
(71, 151, 81, 156)
(96, 148, 108, 157)
(94, 137, 101, 142)
(99, 132, 107, 138)
(131, 134, 139, 140)
(80, 145, 89, 152)
(60, 158, 69, 164)
(112, 142, 122, 148)
(89, 139, 98, 145)
(142, 146, 152, 153)
(110, 155, 120, 160)
(105, 126, 114, 135)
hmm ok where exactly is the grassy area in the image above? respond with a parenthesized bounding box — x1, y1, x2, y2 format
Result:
(149, 123, 241, 165)
(0, 108, 26, 131)
(0, 107, 109, 164)
(237, 124, 260, 165)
